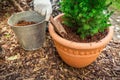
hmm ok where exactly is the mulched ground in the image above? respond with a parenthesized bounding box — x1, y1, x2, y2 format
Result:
(0, 0, 120, 80)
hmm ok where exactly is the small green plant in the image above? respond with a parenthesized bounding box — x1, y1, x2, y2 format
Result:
(60, 0, 113, 39)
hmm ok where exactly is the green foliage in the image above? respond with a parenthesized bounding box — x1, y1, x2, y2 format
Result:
(60, 0, 113, 39)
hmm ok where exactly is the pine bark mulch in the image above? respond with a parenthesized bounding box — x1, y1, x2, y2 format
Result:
(0, 0, 120, 80)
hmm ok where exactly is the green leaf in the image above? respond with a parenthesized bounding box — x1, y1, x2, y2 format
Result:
(80, 34, 85, 40)
(77, 28, 81, 33)
(78, 13, 82, 18)
(83, 7, 88, 12)
(79, 2, 84, 7)
(81, 19, 86, 23)
(83, 24, 90, 30)
(89, 13, 94, 17)
(91, 28, 98, 34)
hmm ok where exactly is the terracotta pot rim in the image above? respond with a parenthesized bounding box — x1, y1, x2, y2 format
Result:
(49, 14, 114, 49)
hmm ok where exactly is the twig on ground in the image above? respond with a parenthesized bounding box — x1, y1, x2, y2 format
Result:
(11, 0, 24, 11)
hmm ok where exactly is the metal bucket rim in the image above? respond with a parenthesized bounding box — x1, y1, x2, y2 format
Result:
(7, 11, 46, 27)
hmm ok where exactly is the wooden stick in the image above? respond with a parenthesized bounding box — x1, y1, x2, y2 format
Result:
(11, 0, 24, 11)
(50, 16, 67, 37)
(24, 0, 32, 11)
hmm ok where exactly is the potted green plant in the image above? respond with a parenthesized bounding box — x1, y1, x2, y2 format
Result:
(49, 0, 114, 68)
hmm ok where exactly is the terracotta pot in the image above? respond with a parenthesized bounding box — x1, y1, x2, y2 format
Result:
(49, 14, 114, 68)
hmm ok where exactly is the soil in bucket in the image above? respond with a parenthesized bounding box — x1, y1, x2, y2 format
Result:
(15, 20, 36, 26)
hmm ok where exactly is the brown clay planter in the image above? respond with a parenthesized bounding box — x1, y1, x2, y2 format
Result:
(49, 14, 114, 68)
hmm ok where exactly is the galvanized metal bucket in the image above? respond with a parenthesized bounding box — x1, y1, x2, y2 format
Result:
(8, 11, 47, 50)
